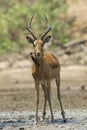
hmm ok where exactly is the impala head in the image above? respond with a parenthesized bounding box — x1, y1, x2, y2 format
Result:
(26, 15, 51, 58)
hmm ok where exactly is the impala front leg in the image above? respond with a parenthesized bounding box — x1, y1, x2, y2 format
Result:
(35, 81, 39, 124)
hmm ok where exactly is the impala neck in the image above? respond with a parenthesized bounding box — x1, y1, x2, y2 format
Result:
(36, 51, 44, 68)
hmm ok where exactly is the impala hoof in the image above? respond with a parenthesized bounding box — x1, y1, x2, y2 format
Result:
(34, 121, 37, 125)
(63, 118, 67, 123)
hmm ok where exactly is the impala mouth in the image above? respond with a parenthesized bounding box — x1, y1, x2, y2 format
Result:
(35, 52, 42, 58)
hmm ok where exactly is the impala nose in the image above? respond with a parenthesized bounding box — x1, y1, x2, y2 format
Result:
(36, 52, 41, 57)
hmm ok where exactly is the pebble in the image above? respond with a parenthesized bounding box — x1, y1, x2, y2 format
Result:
(19, 127, 25, 130)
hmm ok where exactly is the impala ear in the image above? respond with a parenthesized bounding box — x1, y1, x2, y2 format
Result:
(43, 36, 51, 43)
(26, 36, 34, 44)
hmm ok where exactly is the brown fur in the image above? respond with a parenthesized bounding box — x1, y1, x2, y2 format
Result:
(32, 52, 60, 81)
(29, 39, 66, 124)
(44, 53, 60, 69)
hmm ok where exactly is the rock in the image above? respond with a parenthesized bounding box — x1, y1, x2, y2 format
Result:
(81, 85, 85, 90)
(0, 61, 10, 70)
(19, 127, 25, 130)
(67, 0, 87, 39)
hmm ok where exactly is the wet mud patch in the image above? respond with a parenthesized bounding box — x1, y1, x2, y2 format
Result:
(0, 110, 87, 130)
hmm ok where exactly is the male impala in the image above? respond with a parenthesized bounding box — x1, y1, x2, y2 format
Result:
(26, 15, 66, 124)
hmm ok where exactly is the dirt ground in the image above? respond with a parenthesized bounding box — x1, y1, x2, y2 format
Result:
(0, 66, 87, 129)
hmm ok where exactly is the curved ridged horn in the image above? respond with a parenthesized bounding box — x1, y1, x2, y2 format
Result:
(41, 14, 51, 40)
(27, 15, 37, 40)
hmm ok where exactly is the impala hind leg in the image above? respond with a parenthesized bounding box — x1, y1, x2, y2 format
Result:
(47, 82, 54, 122)
(41, 83, 47, 120)
(55, 76, 66, 122)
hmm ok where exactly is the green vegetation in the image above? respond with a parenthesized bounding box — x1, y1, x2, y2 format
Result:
(0, 0, 70, 53)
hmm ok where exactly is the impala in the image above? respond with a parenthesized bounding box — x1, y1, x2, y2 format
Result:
(26, 15, 66, 124)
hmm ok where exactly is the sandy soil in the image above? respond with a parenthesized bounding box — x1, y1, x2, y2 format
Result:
(0, 66, 87, 129)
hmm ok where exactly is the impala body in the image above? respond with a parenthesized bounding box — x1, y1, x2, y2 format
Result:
(26, 15, 66, 124)
(32, 47, 60, 82)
